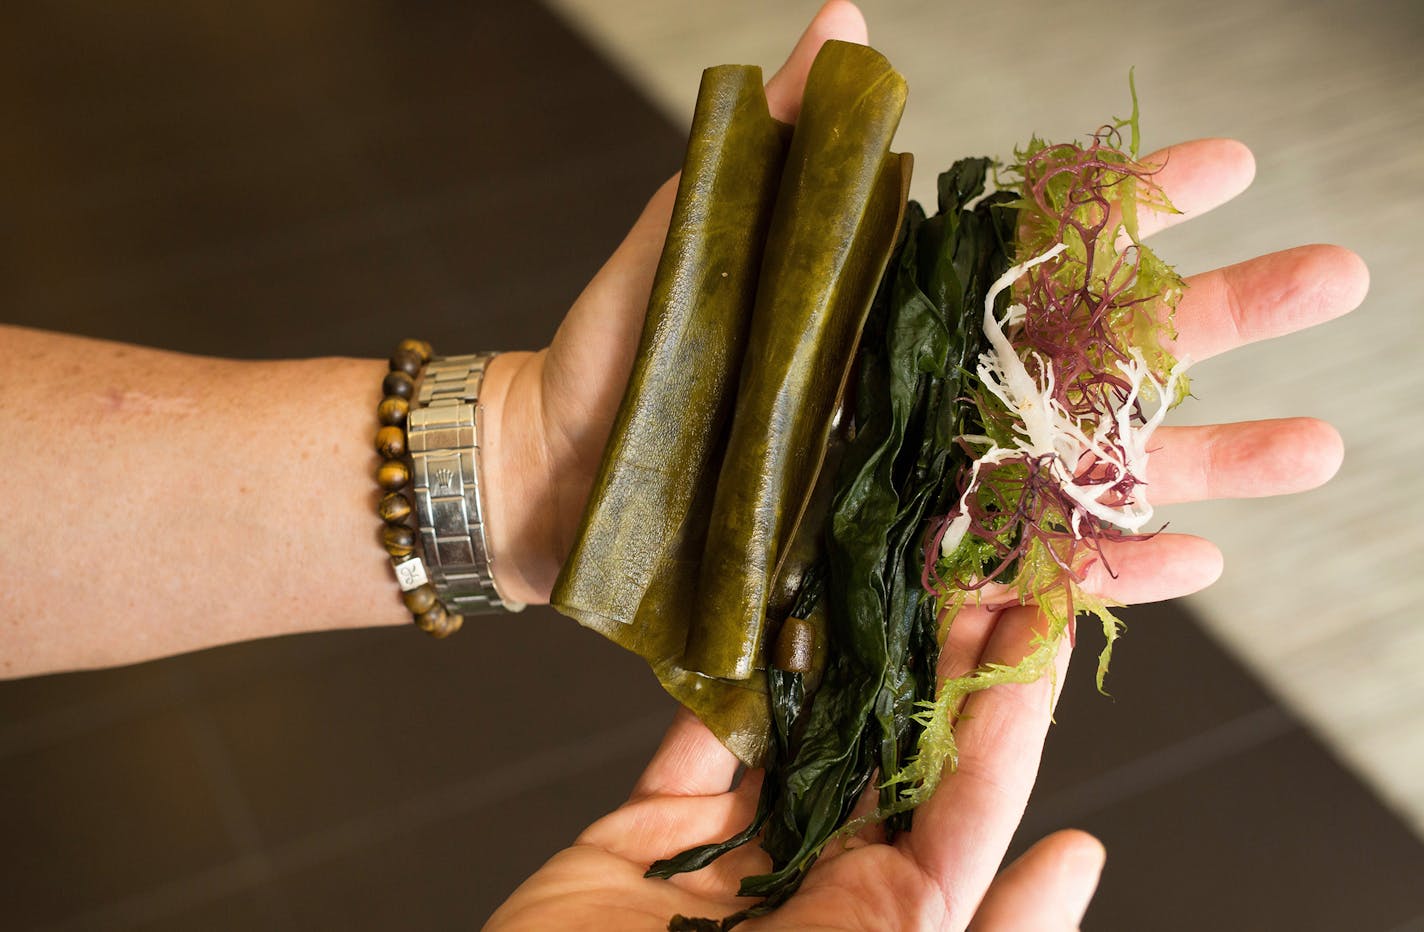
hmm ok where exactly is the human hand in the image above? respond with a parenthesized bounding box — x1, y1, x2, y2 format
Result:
(486, 696, 1104, 932)
(475, 0, 1364, 610)
(474, 1, 873, 606)
(476, 0, 1366, 922)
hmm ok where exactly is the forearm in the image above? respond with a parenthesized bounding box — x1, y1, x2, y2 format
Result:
(1, 326, 427, 676)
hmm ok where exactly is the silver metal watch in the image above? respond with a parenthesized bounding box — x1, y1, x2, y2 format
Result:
(406, 353, 525, 615)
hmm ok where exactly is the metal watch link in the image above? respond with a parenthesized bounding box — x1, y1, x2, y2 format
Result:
(406, 353, 525, 615)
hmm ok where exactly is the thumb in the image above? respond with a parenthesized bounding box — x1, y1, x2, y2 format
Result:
(483, 3, 875, 601)
(969, 830, 1106, 932)
(765, 1, 869, 122)
(543, 0, 870, 455)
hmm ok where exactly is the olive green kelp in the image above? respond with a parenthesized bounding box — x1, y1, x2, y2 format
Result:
(551, 64, 791, 763)
(682, 42, 910, 681)
(552, 42, 910, 764)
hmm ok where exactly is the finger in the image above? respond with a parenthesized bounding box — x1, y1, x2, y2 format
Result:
(763, 0, 869, 122)
(629, 707, 741, 801)
(1129, 138, 1256, 240)
(970, 830, 1106, 932)
(965, 532, 1223, 611)
(1169, 244, 1369, 364)
(1144, 418, 1344, 506)
(579, 773, 769, 889)
(939, 603, 1003, 682)
(906, 605, 1073, 928)
(545, 0, 871, 452)
(1078, 533, 1222, 603)
(555, 0, 867, 350)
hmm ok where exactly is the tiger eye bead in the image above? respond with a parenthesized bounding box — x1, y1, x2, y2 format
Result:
(402, 584, 437, 615)
(397, 338, 433, 363)
(378, 492, 412, 524)
(376, 458, 410, 491)
(382, 370, 415, 400)
(377, 395, 409, 427)
(375, 425, 406, 459)
(389, 348, 423, 378)
(429, 614, 463, 639)
(415, 601, 448, 633)
(381, 523, 415, 557)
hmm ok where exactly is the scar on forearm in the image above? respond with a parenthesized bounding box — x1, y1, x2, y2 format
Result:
(96, 389, 201, 416)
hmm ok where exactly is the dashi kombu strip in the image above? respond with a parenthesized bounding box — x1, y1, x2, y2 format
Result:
(682, 41, 911, 681)
(551, 65, 791, 763)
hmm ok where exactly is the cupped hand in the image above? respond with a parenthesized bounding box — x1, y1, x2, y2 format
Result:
(488, 695, 1104, 932)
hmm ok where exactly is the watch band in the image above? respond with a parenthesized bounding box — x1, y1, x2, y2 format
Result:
(407, 353, 525, 615)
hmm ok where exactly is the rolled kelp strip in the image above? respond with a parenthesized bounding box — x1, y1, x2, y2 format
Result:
(683, 42, 911, 681)
(551, 65, 791, 762)
(553, 65, 788, 644)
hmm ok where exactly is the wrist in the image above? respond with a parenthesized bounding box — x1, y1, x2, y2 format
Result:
(478, 350, 557, 605)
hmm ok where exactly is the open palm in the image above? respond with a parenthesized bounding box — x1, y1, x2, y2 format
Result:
(482, 2, 1366, 928)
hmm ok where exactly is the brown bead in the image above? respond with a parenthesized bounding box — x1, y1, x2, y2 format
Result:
(378, 492, 412, 524)
(402, 584, 437, 615)
(377, 395, 409, 427)
(376, 458, 410, 491)
(772, 616, 815, 674)
(429, 614, 463, 639)
(397, 338, 433, 364)
(382, 370, 415, 400)
(389, 347, 423, 378)
(375, 425, 406, 459)
(415, 601, 448, 633)
(381, 523, 415, 557)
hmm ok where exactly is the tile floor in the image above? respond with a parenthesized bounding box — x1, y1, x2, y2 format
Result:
(1, 2, 1421, 930)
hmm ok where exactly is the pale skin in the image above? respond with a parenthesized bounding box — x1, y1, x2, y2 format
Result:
(0, 2, 1367, 928)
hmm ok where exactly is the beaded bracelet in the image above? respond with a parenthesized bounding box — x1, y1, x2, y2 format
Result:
(375, 338, 463, 638)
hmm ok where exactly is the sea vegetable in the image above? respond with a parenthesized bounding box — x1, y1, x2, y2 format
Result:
(649, 79, 1189, 930)
(553, 44, 911, 763)
(895, 106, 1189, 816)
(551, 64, 791, 763)
(682, 41, 911, 682)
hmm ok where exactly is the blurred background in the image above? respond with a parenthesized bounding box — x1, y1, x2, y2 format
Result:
(1, 1, 1421, 929)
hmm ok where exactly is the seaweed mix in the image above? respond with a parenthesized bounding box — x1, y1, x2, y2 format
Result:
(652, 87, 1188, 927)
